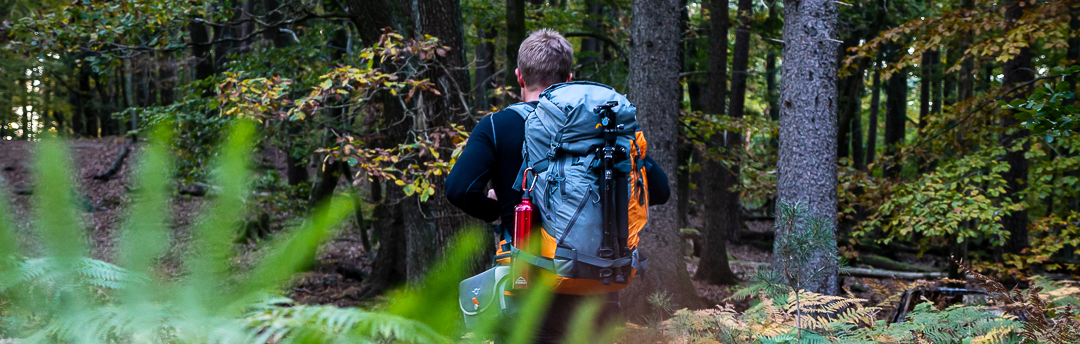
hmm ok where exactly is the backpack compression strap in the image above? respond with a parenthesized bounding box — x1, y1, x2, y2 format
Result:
(510, 247, 648, 277)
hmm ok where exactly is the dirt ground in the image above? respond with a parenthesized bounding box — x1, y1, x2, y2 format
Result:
(0, 137, 924, 311)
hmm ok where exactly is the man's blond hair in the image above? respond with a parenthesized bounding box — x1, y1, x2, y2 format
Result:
(518, 29, 573, 91)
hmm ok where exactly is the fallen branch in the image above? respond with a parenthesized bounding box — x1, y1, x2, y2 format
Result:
(729, 261, 945, 279)
(93, 144, 132, 181)
(857, 253, 939, 273)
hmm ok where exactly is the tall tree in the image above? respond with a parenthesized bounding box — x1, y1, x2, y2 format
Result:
(918, 50, 936, 173)
(837, 38, 865, 163)
(696, 0, 740, 286)
(264, 0, 309, 187)
(402, 0, 472, 281)
(764, 2, 781, 123)
(775, 0, 840, 295)
(866, 62, 881, 166)
(504, 0, 526, 105)
(473, 25, 498, 114)
(1000, 0, 1032, 255)
(883, 48, 907, 178)
(622, 0, 703, 317)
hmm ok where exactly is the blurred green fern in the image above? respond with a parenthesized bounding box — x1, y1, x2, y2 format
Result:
(0, 120, 616, 344)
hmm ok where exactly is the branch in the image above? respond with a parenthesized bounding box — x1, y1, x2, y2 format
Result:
(729, 261, 948, 279)
(562, 32, 626, 57)
(921, 73, 1066, 144)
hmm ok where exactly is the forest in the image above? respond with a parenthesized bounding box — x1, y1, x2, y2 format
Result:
(1, 0, 1080, 342)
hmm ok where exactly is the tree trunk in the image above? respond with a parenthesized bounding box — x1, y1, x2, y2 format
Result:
(504, 0, 526, 105)
(622, 0, 704, 318)
(695, 0, 738, 284)
(883, 48, 907, 178)
(765, 3, 781, 123)
(774, 0, 840, 296)
(697, 0, 743, 286)
(917, 50, 935, 173)
(359, 179, 409, 298)
(81, 70, 98, 137)
(263, 0, 310, 187)
(473, 25, 498, 114)
(958, 0, 974, 103)
(189, 19, 215, 97)
(1000, 0, 1031, 255)
(851, 83, 865, 170)
(836, 38, 863, 162)
(402, 0, 472, 281)
(581, 0, 604, 67)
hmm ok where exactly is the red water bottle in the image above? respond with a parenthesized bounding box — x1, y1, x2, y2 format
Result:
(513, 169, 536, 289)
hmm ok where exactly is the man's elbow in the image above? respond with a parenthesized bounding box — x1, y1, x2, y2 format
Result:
(444, 183, 467, 208)
(650, 189, 670, 206)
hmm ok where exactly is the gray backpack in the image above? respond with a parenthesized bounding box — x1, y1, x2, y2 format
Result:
(508, 81, 650, 295)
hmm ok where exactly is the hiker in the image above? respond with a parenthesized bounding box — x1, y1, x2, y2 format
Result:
(446, 29, 670, 343)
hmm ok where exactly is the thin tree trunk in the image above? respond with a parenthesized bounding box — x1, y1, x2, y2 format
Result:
(190, 19, 215, 97)
(917, 50, 935, 173)
(621, 0, 704, 318)
(263, 0, 310, 187)
(581, 0, 604, 67)
(82, 71, 98, 137)
(1000, 0, 1031, 255)
(774, 0, 840, 296)
(71, 60, 88, 137)
(694, 0, 739, 286)
(836, 38, 863, 162)
(765, 3, 780, 123)
(504, 0, 526, 105)
(473, 25, 497, 114)
(883, 47, 907, 178)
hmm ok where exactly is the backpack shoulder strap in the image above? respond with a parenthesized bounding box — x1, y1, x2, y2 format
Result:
(503, 102, 536, 121)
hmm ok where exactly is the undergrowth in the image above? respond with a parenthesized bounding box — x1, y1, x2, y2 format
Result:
(0, 122, 611, 344)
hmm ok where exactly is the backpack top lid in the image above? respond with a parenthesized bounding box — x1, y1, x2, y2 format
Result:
(524, 81, 639, 171)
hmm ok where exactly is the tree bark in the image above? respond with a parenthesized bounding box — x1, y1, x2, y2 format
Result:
(699, 0, 729, 251)
(697, 0, 743, 286)
(765, 3, 781, 123)
(504, 0, 526, 105)
(865, 66, 881, 166)
(918, 50, 936, 173)
(836, 38, 863, 162)
(775, 0, 840, 295)
(473, 25, 498, 114)
(581, 0, 605, 67)
(883, 49, 907, 178)
(622, 0, 704, 318)
(262, 0, 310, 187)
(1000, 0, 1031, 255)
(402, 0, 472, 281)
(189, 19, 215, 97)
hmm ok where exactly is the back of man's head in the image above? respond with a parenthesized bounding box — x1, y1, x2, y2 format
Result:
(518, 29, 573, 91)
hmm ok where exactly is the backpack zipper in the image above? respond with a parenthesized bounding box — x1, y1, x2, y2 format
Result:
(557, 185, 593, 246)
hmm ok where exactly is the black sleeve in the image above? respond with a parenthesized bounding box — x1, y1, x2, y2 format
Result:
(444, 115, 501, 222)
(643, 156, 670, 206)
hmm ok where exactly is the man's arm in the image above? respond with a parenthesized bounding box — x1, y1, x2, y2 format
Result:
(643, 156, 671, 206)
(445, 116, 502, 222)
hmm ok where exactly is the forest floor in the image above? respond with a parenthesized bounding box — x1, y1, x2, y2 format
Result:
(0, 137, 941, 312)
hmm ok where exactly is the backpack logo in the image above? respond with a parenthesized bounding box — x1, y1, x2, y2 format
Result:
(515, 277, 527, 285)
(471, 288, 481, 295)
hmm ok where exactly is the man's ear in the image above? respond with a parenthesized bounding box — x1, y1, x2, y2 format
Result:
(515, 69, 527, 89)
(567, 73, 573, 82)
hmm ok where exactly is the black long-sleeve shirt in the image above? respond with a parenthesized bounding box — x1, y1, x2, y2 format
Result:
(445, 102, 670, 225)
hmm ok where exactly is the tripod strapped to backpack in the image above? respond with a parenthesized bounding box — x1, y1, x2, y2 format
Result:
(594, 101, 631, 285)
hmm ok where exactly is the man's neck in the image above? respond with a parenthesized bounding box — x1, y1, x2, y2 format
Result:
(520, 86, 545, 103)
